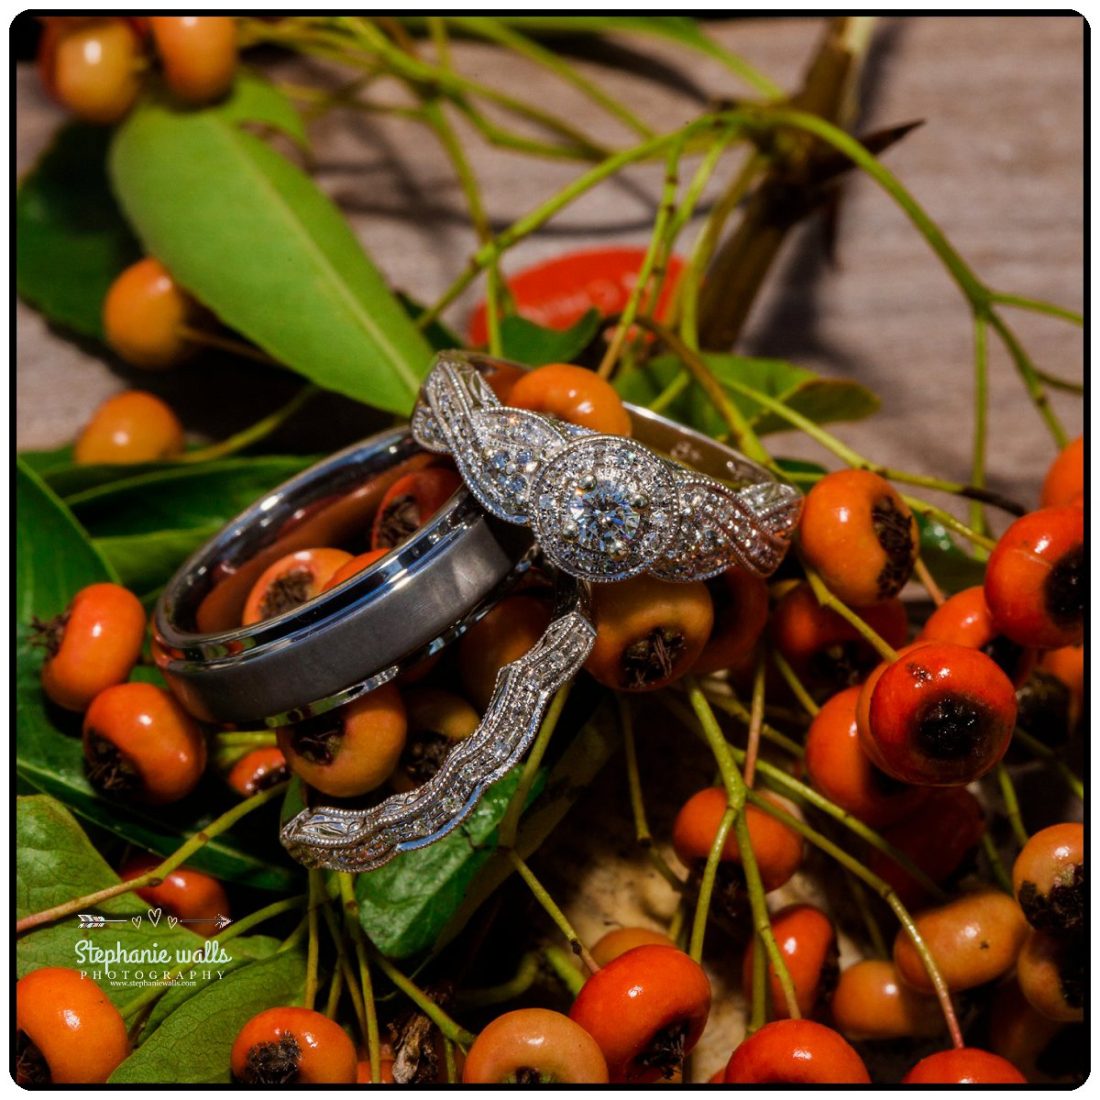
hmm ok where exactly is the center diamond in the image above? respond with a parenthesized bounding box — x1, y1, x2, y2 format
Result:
(567, 478, 642, 555)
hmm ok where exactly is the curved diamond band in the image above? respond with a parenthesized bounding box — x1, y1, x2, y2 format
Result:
(280, 577, 594, 873)
(412, 351, 803, 583)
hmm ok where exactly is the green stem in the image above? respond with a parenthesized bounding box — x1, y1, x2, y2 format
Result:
(597, 137, 686, 378)
(770, 649, 821, 718)
(685, 679, 799, 1018)
(847, 871, 888, 958)
(804, 565, 899, 662)
(996, 763, 1029, 848)
(688, 805, 735, 963)
(507, 849, 598, 974)
(448, 16, 655, 138)
(747, 935, 767, 1033)
(338, 873, 381, 1083)
(304, 870, 322, 1011)
(701, 688, 805, 757)
(370, 949, 477, 1047)
(742, 650, 768, 788)
(498, 684, 570, 849)
(981, 832, 1015, 895)
(456, 952, 541, 1008)
(16, 783, 289, 934)
(1012, 728, 1084, 801)
(743, 787, 963, 1048)
(320, 901, 368, 1044)
(443, 1037, 458, 1084)
(970, 314, 989, 536)
(542, 945, 585, 998)
(620, 697, 686, 890)
(214, 730, 278, 749)
(176, 387, 317, 465)
(989, 291, 1083, 325)
(324, 962, 344, 1020)
(902, 495, 998, 552)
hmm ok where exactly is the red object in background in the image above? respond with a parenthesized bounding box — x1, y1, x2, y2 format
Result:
(467, 247, 685, 347)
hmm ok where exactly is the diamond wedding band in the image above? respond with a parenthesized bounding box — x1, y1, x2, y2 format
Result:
(412, 351, 802, 584)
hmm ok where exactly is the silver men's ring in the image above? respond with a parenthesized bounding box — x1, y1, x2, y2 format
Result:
(412, 352, 802, 584)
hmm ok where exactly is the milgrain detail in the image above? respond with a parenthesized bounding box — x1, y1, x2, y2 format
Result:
(280, 593, 594, 873)
(412, 351, 803, 583)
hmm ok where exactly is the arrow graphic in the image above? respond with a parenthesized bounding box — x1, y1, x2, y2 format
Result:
(76, 914, 131, 929)
(175, 914, 233, 930)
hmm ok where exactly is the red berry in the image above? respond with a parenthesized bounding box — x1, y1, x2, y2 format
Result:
(569, 945, 710, 1083)
(984, 506, 1084, 648)
(857, 641, 1017, 786)
(902, 1048, 1027, 1084)
(723, 1019, 870, 1084)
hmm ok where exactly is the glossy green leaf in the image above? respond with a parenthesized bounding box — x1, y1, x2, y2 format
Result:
(94, 525, 223, 592)
(616, 353, 879, 438)
(110, 950, 309, 1083)
(69, 456, 314, 535)
(498, 309, 602, 366)
(915, 514, 987, 593)
(354, 767, 544, 959)
(16, 123, 141, 338)
(110, 83, 433, 415)
(15, 460, 298, 891)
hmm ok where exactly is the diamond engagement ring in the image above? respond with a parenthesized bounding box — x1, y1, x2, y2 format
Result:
(412, 351, 803, 583)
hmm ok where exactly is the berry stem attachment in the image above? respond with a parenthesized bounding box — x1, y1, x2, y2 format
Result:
(505, 849, 599, 975)
(685, 678, 800, 1018)
(337, 872, 383, 1081)
(15, 781, 288, 934)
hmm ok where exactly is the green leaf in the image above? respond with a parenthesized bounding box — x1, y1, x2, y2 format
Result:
(109, 950, 309, 1083)
(915, 515, 987, 593)
(16, 123, 141, 338)
(94, 525, 223, 592)
(16, 795, 212, 1007)
(354, 767, 544, 959)
(69, 456, 315, 536)
(15, 460, 298, 891)
(616, 353, 878, 438)
(399, 292, 463, 354)
(498, 309, 602, 366)
(110, 83, 433, 415)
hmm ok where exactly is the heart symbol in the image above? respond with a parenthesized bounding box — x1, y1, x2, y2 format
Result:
(147, 907, 162, 927)
(167, 915, 179, 929)
(131, 915, 143, 928)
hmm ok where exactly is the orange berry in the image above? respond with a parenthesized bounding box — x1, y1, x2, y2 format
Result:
(799, 470, 918, 606)
(38, 18, 142, 124)
(463, 1008, 609, 1084)
(38, 582, 146, 712)
(509, 362, 632, 435)
(1040, 435, 1083, 508)
(231, 1007, 357, 1084)
(150, 16, 237, 104)
(242, 547, 353, 625)
(16, 968, 129, 1085)
(120, 854, 230, 938)
(103, 258, 200, 369)
(73, 391, 185, 465)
